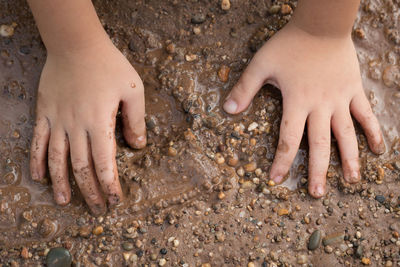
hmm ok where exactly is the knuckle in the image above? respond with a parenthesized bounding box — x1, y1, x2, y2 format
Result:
(71, 158, 90, 173)
(336, 123, 355, 140)
(310, 135, 330, 149)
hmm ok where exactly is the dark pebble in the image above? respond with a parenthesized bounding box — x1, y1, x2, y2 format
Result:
(122, 242, 134, 251)
(355, 245, 363, 258)
(308, 230, 322, 251)
(375, 195, 385, 204)
(46, 247, 72, 267)
(19, 45, 30, 55)
(136, 249, 143, 257)
(160, 248, 168, 255)
(128, 40, 136, 52)
(191, 13, 206, 24)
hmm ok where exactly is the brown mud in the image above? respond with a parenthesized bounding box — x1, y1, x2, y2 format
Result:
(1, 0, 400, 266)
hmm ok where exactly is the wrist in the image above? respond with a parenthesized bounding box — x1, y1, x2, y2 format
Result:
(45, 30, 112, 57)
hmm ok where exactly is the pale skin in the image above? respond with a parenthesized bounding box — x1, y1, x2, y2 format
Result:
(28, 0, 146, 215)
(223, 0, 385, 197)
(28, 0, 384, 215)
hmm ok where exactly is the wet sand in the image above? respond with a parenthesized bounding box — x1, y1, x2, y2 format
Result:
(0, 0, 400, 266)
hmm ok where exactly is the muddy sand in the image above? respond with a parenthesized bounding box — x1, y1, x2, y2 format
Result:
(1, 0, 400, 266)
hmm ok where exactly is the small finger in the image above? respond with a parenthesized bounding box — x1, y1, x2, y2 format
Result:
(307, 111, 331, 198)
(30, 116, 50, 182)
(89, 127, 123, 206)
(331, 108, 360, 183)
(270, 101, 307, 184)
(350, 92, 385, 154)
(69, 131, 106, 216)
(48, 127, 71, 205)
(122, 92, 147, 149)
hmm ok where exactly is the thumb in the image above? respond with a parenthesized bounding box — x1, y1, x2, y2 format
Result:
(121, 91, 147, 149)
(223, 55, 271, 114)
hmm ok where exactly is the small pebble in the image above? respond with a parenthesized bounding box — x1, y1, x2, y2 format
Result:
(168, 147, 177, 156)
(122, 242, 134, 251)
(92, 226, 103, 235)
(244, 162, 257, 172)
(191, 13, 206, 24)
(280, 4, 292, 15)
(361, 257, 371, 265)
(297, 254, 307, 264)
(269, 5, 281, 14)
(227, 154, 239, 166)
(0, 23, 16, 37)
(159, 258, 167, 266)
(356, 245, 364, 258)
(215, 153, 225, 164)
(308, 230, 322, 251)
(375, 195, 385, 204)
(221, 0, 231, 10)
(324, 245, 333, 253)
(218, 65, 230, 82)
(185, 54, 197, 62)
(46, 248, 72, 267)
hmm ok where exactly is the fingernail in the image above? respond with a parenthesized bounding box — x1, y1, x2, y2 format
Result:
(134, 135, 146, 148)
(350, 170, 360, 183)
(375, 140, 386, 155)
(223, 98, 238, 114)
(56, 192, 67, 205)
(316, 184, 324, 197)
(273, 175, 283, 184)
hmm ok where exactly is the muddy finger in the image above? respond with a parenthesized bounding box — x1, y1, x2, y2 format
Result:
(48, 127, 71, 205)
(69, 131, 106, 216)
(30, 116, 50, 182)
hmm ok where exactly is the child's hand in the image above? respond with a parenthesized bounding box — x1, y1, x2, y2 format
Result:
(30, 42, 146, 215)
(223, 22, 384, 198)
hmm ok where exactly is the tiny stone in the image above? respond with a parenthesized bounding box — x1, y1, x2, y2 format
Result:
(0, 24, 15, 37)
(248, 262, 255, 267)
(215, 153, 225, 164)
(193, 27, 201, 35)
(269, 5, 281, 14)
(185, 54, 197, 62)
(46, 248, 72, 267)
(218, 65, 230, 82)
(308, 230, 322, 251)
(92, 226, 103, 235)
(325, 245, 333, 253)
(216, 232, 225, 242)
(191, 13, 206, 24)
(227, 154, 239, 166)
(166, 43, 175, 54)
(375, 195, 385, 204)
(281, 4, 292, 15)
(168, 147, 177, 156)
(244, 162, 257, 172)
(221, 0, 231, 11)
(122, 242, 134, 251)
(356, 245, 364, 258)
(297, 254, 307, 264)
(159, 258, 167, 266)
(361, 257, 371, 265)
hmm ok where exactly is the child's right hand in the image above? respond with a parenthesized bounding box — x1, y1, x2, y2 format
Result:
(30, 41, 146, 215)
